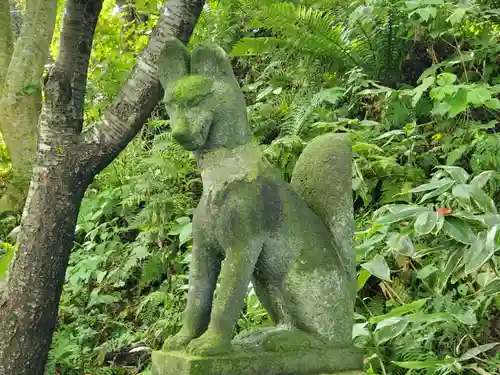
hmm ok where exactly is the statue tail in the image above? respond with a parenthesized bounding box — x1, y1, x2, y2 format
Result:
(290, 133, 355, 274)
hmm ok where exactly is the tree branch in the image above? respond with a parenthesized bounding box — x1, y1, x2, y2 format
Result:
(55, 0, 104, 125)
(0, 0, 13, 90)
(79, 0, 205, 175)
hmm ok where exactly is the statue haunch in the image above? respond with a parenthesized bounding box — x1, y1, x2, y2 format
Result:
(157, 38, 356, 356)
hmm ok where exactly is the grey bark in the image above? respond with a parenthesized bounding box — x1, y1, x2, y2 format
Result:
(0, 1, 205, 374)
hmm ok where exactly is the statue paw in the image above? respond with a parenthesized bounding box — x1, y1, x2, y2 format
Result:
(186, 330, 231, 356)
(163, 331, 196, 351)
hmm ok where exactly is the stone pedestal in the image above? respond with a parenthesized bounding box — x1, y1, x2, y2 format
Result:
(152, 346, 364, 375)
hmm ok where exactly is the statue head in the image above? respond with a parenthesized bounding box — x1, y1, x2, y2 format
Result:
(157, 38, 251, 152)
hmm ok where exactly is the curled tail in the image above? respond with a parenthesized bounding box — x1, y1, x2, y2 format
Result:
(290, 133, 355, 278)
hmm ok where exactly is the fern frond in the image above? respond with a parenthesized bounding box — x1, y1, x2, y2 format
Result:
(231, 37, 284, 56)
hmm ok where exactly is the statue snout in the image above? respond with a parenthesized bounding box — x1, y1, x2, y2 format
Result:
(172, 128, 200, 151)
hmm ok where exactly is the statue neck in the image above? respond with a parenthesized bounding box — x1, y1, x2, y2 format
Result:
(196, 142, 266, 191)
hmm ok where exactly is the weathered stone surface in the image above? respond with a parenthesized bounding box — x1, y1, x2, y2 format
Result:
(154, 37, 361, 374)
(152, 346, 364, 375)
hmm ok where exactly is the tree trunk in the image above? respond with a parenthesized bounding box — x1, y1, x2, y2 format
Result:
(0, 1, 205, 374)
(0, 0, 13, 90)
(0, 0, 58, 213)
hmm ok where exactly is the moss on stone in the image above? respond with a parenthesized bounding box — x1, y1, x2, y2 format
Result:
(172, 75, 215, 104)
(152, 346, 364, 375)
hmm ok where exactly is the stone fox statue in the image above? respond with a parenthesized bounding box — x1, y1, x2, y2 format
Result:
(157, 38, 356, 356)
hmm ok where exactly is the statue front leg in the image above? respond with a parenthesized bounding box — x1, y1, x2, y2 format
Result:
(163, 239, 222, 351)
(186, 241, 262, 355)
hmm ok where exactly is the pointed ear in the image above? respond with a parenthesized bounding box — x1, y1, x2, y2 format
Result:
(157, 37, 190, 91)
(190, 43, 235, 80)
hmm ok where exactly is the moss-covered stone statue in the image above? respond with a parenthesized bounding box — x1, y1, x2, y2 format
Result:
(152, 38, 363, 375)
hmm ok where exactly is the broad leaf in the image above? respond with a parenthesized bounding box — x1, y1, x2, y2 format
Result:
(470, 171, 495, 188)
(436, 166, 469, 184)
(376, 206, 427, 225)
(393, 234, 415, 257)
(374, 317, 409, 344)
(411, 178, 454, 192)
(452, 184, 471, 199)
(417, 264, 439, 279)
(485, 98, 500, 109)
(437, 72, 457, 86)
(447, 87, 468, 117)
(465, 225, 498, 274)
(459, 342, 499, 361)
(440, 248, 464, 288)
(469, 185, 497, 214)
(414, 210, 438, 235)
(370, 299, 427, 324)
(442, 217, 476, 244)
(357, 269, 371, 291)
(480, 278, 500, 297)
(0, 243, 14, 279)
(393, 358, 456, 369)
(361, 255, 391, 281)
(420, 181, 455, 203)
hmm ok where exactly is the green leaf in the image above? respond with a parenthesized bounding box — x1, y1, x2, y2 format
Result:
(419, 181, 455, 203)
(464, 231, 486, 270)
(376, 206, 427, 225)
(436, 211, 445, 232)
(442, 217, 476, 244)
(411, 76, 435, 107)
(454, 310, 477, 325)
(0, 243, 14, 279)
(452, 184, 471, 199)
(447, 7, 468, 25)
(469, 185, 497, 214)
(374, 317, 409, 344)
(411, 178, 454, 193)
(430, 85, 457, 101)
(470, 171, 495, 188)
(480, 278, 500, 297)
(357, 269, 371, 291)
(431, 101, 451, 117)
(436, 73, 457, 86)
(436, 166, 469, 184)
(485, 98, 500, 109)
(440, 248, 464, 288)
(356, 233, 386, 252)
(467, 86, 492, 106)
(415, 7, 437, 21)
(393, 358, 456, 369)
(459, 342, 499, 361)
(370, 299, 427, 324)
(447, 88, 468, 117)
(393, 234, 415, 257)
(414, 210, 438, 235)
(361, 255, 391, 281)
(179, 223, 193, 246)
(352, 323, 370, 339)
(417, 264, 439, 279)
(257, 86, 273, 101)
(446, 145, 467, 165)
(352, 142, 384, 153)
(465, 225, 497, 274)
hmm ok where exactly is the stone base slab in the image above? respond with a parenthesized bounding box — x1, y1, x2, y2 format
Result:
(152, 346, 364, 375)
